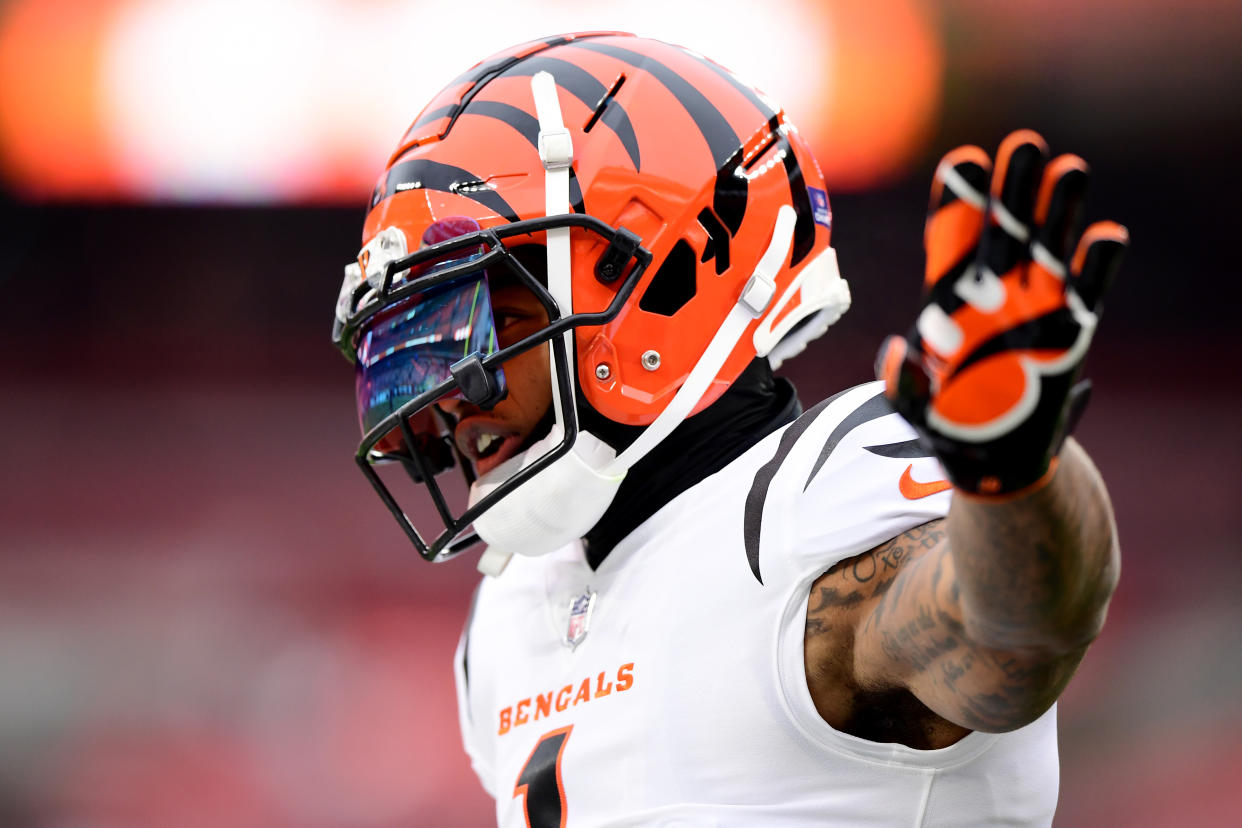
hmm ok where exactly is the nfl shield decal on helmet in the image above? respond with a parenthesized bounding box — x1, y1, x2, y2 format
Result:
(808, 186, 832, 229)
(564, 589, 597, 649)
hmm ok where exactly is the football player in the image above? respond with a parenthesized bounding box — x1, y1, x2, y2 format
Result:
(333, 32, 1126, 826)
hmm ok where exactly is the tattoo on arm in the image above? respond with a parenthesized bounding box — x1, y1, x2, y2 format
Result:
(855, 521, 1090, 732)
(805, 615, 831, 637)
(947, 439, 1120, 652)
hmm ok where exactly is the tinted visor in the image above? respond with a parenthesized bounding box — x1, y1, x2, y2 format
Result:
(354, 264, 502, 438)
(340, 212, 653, 562)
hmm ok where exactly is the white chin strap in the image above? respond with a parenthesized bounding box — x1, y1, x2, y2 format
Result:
(473, 72, 799, 576)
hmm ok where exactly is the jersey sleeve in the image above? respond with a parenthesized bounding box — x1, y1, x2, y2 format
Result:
(785, 382, 953, 575)
(767, 385, 961, 763)
(453, 584, 497, 799)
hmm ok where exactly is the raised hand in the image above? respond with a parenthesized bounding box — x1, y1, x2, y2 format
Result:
(877, 130, 1128, 495)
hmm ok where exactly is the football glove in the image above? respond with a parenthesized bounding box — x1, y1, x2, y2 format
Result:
(877, 130, 1128, 496)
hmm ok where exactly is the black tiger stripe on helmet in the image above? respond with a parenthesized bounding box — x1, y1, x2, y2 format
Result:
(566, 39, 818, 271)
(494, 56, 642, 170)
(376, 158, 521, 221)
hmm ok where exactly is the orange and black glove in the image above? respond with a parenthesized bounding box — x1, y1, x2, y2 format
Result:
(877, 130, 1128, 496)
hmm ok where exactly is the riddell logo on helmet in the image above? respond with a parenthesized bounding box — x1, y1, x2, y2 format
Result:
(497, 662, 635, 735)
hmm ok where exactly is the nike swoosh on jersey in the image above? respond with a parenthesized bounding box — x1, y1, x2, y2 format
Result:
(899, 464, 952, 499)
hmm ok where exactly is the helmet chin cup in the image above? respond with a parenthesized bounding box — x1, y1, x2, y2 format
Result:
(470, 429, 625, 559)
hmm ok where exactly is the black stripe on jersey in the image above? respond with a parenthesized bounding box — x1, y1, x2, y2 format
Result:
(802, 393, 894, 492)
(742, 388, 851, 584)
(498, 56, 642, 170)
(378, 158, 520, 221)
(566, 39, 741, 170)
(864, 438, 934, 459)
(779, 137, 817, 268)
(460, 582, 483, 717)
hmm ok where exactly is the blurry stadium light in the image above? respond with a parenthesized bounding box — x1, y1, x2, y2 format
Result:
(102, 0, 332, 200)
(811, 0, 942, 191)
(0, 0, 127, 197)
(0, 0, 942, 203)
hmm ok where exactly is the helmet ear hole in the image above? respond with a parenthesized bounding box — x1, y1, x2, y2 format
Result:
(638, 239, 697, 317)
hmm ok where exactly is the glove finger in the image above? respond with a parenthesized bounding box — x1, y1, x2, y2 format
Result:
(877, 334, 908, 398)
(877, 334, 932, 426)
(1071, 221, 1129, 312)
(982, 130, 1049, 279)
(1032, 154, 1090, 279)
(924, 145, 991, 290)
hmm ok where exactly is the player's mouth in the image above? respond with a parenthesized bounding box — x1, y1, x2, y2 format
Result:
(455, 419, 522, 477)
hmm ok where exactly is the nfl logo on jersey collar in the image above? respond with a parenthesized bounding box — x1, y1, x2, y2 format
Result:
(564, 589, 597, 649)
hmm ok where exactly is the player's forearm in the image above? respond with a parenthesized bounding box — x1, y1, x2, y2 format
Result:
(946, 439, 1120, 654)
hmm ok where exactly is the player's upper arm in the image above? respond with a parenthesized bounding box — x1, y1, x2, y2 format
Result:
(847, 520, 1090, 733)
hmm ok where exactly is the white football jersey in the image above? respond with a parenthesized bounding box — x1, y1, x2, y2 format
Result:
(454, 382, 1058, 827)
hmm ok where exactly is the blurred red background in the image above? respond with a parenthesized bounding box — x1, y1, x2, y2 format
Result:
(2, 1, 1241, 826)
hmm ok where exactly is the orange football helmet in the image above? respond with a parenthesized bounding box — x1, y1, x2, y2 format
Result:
(333, 32, 851, 566)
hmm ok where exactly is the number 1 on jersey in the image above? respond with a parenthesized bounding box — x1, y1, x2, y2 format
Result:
(513, 725, 573, 828)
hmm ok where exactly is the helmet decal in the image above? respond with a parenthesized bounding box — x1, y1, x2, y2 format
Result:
(457, 100, 541, 147)
(777, 134, 817, 266)
(496, 58, 642, 170)
(397, 32, 631, 156)
(571, 40, 750, 170)
(681, 47, 780, 121)
(372, 159, 520, 219)
(696, 207, 731, 274)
